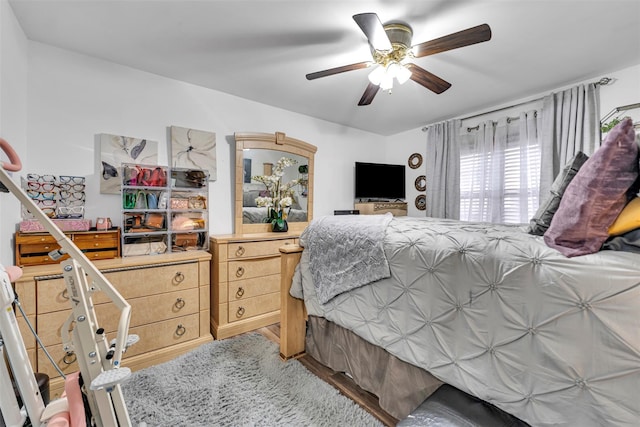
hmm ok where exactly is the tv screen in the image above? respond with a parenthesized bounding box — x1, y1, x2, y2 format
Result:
(355, 162, 405, 200)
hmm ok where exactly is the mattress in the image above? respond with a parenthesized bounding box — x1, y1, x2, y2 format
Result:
(291, 216, 640, 426)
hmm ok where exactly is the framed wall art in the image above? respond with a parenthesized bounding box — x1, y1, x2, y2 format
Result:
(169, 126, 217, 181)
(99, 133, 158, 194)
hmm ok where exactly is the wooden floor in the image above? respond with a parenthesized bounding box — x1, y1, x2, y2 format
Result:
(256, 324, 399, 427)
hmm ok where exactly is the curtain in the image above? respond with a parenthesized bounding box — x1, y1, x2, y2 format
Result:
(425, 119, 460, 219)
(460, 120, 505, 222)
(539, 83, 600, 197)
(460, 111, 541, 224)
(517, 111, 542, 223)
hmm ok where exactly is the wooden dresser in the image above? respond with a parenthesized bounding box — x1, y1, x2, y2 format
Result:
(13, 251, 212, 398)
(354, 201, 408, 216)
(209, 233, 298, 339)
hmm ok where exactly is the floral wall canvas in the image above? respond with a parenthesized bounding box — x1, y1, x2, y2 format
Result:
(169, 126, 217, 180)
(99, 133, 158, 194)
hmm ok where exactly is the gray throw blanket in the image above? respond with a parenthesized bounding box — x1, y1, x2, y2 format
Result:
(300, 213, 393, 304)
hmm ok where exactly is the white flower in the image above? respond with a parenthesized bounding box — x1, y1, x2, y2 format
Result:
(251, 156, 301, 220)
(255, 196, 273, 207)
(279, 197, 292, 208)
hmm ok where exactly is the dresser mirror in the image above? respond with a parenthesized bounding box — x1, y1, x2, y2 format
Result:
(234, 132, 316, 234)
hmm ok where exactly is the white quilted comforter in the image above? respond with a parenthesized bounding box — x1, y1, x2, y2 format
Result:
(292, 216, 640, 426)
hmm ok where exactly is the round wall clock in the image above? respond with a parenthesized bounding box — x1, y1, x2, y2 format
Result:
(415, 194, 426, 211)
(408, 153, 423, 169)
(415, 175, 426, 192)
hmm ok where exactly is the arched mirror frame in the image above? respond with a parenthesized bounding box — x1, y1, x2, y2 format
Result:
(234, 131, 317, 235)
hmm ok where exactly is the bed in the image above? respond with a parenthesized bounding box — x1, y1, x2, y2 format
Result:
(280, 214, 640, 426)
(242, 206, 307, 223)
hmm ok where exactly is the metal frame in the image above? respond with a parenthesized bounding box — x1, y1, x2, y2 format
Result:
(0, 137, 133, 426)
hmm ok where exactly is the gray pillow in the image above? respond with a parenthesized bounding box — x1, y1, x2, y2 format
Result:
(242, 190, 261, 207)
(527, 151, 589, 235)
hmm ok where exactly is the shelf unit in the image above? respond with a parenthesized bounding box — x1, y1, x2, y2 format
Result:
(169, 167, 209, 253)
(121, 164, 209, 256)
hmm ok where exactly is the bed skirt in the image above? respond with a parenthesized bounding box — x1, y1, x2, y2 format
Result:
(305, 316, 443, 419)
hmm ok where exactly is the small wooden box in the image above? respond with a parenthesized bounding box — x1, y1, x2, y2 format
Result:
(15, 228, 121, 267)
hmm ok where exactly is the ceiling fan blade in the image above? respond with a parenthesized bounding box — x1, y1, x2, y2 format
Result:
(412, 24, 492, 58)
(353, 13, 392, 51)
(406, 63, 452, 94)
(306, 61, 371, 80)
(358, 82, 380, 106)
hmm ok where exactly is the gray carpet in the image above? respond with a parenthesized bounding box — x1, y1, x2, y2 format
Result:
(121, 332, 383, 426)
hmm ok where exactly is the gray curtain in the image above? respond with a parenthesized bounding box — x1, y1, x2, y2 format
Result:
(539, 83, 600, 196)
(425, 119, 460, 219)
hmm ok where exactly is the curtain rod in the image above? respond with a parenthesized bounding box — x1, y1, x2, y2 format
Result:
(465, 113, 535, 132)
(421, 77, 612, 132)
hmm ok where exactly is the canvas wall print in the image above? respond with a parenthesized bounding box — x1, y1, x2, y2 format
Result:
(243, 158, 252, 183)
(170, 126, 217, 181)
(99, 133, 159, 194)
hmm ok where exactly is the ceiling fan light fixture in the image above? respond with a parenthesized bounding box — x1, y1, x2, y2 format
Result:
(368, 65, 386, 85)
(380, 73, 394, 91)
(396, 65, 411, 84)
(388, 62, 412, 84)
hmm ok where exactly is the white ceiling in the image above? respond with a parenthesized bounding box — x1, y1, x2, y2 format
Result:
(8, 0, 640, 136)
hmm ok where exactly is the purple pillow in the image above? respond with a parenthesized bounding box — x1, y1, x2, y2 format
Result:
(544, 118, 638, 257)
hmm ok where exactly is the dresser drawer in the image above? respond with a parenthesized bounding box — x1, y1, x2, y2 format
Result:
(228, 293, 279, 323)
(74, 235, 120, 250)
(19, 241, 59, 255)
(228, 257, 280, 282)
(17, 250, 118, 266)
(37, 287, 200, 346)
(228, 274, 280, 301)
(36, 262, 199, 314)
(16, 234, 57, 245)
(37, 312, 200, 379)
(228, 239, 295, 259)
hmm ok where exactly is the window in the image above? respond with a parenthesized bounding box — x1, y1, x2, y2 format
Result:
(459, 115, 540, 224)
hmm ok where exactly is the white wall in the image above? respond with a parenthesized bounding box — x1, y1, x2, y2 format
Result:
(382, 128, 427, 217)
(24, 42, 387, 240)
(0, 0, 28, 266)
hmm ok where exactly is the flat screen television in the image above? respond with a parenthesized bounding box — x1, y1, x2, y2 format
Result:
(355, 162, 405, 201)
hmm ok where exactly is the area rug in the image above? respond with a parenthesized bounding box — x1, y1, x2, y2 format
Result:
(121, 332, 383, 426)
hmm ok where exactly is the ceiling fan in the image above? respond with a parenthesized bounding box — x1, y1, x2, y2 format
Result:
(306, 13, 492, 106)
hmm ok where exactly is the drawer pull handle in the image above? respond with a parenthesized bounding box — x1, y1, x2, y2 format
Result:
(236, 267, 245, 277)
(174, 298, 186, 309)
(236, 306, 245, 317)
(61, 289, 69, 300)
(176, 324, 186, 337)
(63, 352, 76, 365)
(236, 246, 245, 256)
(236, 287, 245, 298)
(174, 271, 185, 283)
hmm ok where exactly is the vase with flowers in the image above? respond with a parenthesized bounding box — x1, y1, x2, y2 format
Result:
(252, 157, 300, 232)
